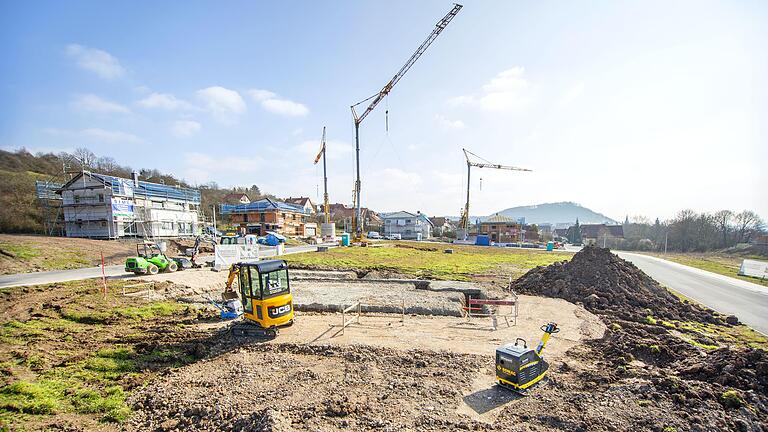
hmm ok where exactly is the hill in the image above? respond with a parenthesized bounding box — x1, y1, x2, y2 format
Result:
(493, 202, 618, 225)
(0, 148, 271, 234)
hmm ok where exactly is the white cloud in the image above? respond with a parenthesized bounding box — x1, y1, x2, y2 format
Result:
(138, 93, 195, 111)
(196, 86, 246, 123)
(65, 44, 125, 79)
(434, 114, 466, 129)
(171, 120, 201, 137)
(559, 82, 586, 107)
(293, 139, 353, 160)
(81, 128, 143, 144)
(43, 127, 143, 144)
(182, 152, 263, 184)
(248, 89, 309, 117)
(450, 66, 533, 112)
(72, 94, 130, 114)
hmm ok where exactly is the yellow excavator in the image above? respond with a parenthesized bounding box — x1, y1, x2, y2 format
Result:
(222, 259, 294, 337)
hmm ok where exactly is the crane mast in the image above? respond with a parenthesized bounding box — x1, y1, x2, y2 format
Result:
(459, 148, 531, 240)
(350, 3, 463, 239)
(313, 127, 330, 224)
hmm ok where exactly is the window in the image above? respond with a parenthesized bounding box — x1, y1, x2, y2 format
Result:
(98, 193, 104, 203)
(260, 213, 265, 222)
(74, 195, 80, 203)
(491, 225, 497, 230)
(260, 269, 289, 299)
(152, 201, 164, 209)
(161, 222, 173, 230)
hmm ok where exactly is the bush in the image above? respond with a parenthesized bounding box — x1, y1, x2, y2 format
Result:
(644, 315, 657, 325)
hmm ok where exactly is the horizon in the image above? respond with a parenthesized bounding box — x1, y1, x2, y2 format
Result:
(1, 1, 765, 221)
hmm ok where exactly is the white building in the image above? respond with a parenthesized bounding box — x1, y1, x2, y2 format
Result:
(382, 211, 433, 240)
(57, 171, 201, 239)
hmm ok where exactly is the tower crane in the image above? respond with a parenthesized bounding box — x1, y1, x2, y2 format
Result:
(350, 3, 463, 240)
(458, 148, 531, 240)
(313, 127, 330, 224)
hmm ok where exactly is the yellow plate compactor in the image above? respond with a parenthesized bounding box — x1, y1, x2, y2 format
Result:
(496, 322, 559, 394)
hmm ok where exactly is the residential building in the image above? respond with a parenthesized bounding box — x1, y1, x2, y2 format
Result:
(57, 171, 200, 239)
(328, 203, 382, 231)
(284, 197, 316, 215)
(220, 198, 316, 237)
(429, 217, 454, 237)
(478, 214, 522, 243)
(581, 224, 624, 246)
(223, 193, 251, 204)
(382, 211, 433, 240)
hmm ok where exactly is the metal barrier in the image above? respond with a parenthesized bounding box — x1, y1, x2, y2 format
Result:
(462, 292, 518, 330)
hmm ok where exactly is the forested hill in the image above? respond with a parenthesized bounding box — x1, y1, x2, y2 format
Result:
(0, 148, 267, 233)
(494, 202, 618, 225)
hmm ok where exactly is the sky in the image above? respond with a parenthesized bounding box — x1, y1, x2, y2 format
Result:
(1, 0, 766, 221)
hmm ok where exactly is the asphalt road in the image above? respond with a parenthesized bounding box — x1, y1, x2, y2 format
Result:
(616, 252, 768, 335)
(0, 243, 323, 289)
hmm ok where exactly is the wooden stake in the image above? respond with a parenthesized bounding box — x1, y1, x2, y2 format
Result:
(101, 251, 107, 298)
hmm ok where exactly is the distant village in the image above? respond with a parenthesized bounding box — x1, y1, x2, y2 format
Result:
(48, 169, 626, 246)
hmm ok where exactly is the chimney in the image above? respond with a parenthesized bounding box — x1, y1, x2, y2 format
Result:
(131, 171, 139, 187)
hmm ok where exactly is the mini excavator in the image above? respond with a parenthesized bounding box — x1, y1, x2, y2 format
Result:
(221, 260, 295, 338)
(496, 322, 560, 394)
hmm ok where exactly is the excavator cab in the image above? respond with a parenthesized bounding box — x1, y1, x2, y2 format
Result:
(224, 260, 293, 329)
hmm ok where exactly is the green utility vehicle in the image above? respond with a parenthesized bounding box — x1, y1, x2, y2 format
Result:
(125, 242, 178, 275)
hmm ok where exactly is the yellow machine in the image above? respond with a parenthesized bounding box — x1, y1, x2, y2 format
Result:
(496, 322, 559, 394)
(223, 260, 294, 335)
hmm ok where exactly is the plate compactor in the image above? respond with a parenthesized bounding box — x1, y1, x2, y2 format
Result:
(496, 322, 560, 394)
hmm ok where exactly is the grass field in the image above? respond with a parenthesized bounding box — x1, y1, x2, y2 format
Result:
(284, 242, 572, 281)
(648, 252, 768, 287)
(0, 234, 139, 275)
(0, 279, 211, 430)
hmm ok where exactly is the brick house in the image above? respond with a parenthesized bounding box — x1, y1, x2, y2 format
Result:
(219, 198, 317, 237)
(581, 224, 624, 246)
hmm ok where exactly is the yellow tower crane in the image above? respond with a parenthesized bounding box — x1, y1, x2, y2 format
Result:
(458, 148, 532, 241)
(350, 3, 463, 241)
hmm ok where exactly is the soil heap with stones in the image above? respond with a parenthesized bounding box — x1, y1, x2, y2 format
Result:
(512, 246, 721, 323)
(511, 246, 768, 430)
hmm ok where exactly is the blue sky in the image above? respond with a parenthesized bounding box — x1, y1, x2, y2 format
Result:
(1, 1, 766, 220)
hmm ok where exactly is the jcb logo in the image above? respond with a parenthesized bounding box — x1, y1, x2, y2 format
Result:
(268, 304, 291, 318)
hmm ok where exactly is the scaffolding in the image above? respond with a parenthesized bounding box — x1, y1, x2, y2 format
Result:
(41, 170, 202, 240)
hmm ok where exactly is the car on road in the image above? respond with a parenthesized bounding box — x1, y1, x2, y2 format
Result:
(384, 234, 401, 240)
(367, 231, 382, 239)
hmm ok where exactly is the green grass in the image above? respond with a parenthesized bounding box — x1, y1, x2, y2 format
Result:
(675, 321, 768, 350)
(649, 253, 768, 287)
(0, 242, 40, 260)
(284, 243, 572, 281)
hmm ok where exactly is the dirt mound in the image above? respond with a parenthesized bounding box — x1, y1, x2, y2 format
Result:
(512, 246, 720, 323)
(677, 347, 768, 393)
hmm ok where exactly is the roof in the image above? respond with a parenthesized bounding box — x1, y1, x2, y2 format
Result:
(223, 193, 249, 200)
(580, 224, 624, 238)
(58, 171, 200, 203)
(482, 214, 518, 224)
(429, 217, 449, 226)
(382, 211, 417, 219)
(285, 197, 312, 206)
(219, 198, 310, 215)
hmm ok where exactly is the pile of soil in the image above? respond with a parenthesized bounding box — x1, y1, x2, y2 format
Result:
(512, 246, 720, 323)
(677, 347, 768, 392)
(509, 246, 768, 429)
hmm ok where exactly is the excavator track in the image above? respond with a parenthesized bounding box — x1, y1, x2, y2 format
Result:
(229, 321, 278, 339)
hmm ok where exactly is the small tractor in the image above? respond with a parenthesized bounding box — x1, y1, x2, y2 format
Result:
(221, 259, 294, 337)
(496, 322, 560, 394)
(125, 242, 178, 275)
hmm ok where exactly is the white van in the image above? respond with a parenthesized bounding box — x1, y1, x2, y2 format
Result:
(367, 231, 381, 239)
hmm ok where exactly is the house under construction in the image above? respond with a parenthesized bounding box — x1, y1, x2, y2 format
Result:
(46, 171, 201, 239)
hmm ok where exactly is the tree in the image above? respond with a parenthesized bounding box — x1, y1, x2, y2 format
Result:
(71, 148, 97, 168)
(734, 210, 763, 244)
(567, 218, 582, 244)
(712, 210, 734, 248)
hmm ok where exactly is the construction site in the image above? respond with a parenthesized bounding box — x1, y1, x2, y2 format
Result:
(1, 2, 767, 432)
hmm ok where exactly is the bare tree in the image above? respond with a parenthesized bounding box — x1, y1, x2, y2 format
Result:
(734, 210, 763, 243)
(712, 210, 734, 247)
(71, 147, 97, 168)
